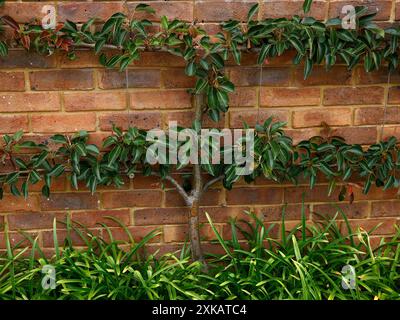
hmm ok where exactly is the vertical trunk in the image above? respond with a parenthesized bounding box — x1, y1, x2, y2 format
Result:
(187, 93, 207, 270)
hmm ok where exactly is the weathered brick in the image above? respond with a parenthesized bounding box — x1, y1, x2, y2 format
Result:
(7, 212, 67, 230)
(31, 113, 97, 133)
(382, 126, 400, 140)
(102, 190, 162, 209)
(0, 72, 25, 91)
(130, 90, 191, 110)
(99, 112, 162, 130)
(293, 108, 352, 128)
(72, 209, 130, 227)
(103, 226, 161, 243)
(227, 187, 283, 205)
(262, 0, 327, 20)
(0, 93, 60, 112)
(64, 92, 127, 111)
(42, 228, 101, 247)
(352, 186, 398, 201)
(165, 189, 223, 207)
(134, 207, 189, 225)
(313, 202, 369, 219)
(40, 193, 99, 211)
(29, 70, 94, 91)
(357, 67, 400, 85)
(0, 195, 39, 212)
(371, 201, 400, 217)
(323, 87, 384, 105)
(0, 2, 51, 22)
(229, 87, 257, 107)
(330, 0, 392, 21)
(128, 1, 193, 21)
(195, 1, 256, 22)
(164, 224, 220, 242)
(354, 107, 400, 125)
(162, 69, 196, 88)
(98, 69, 161, 89)
(256, 204, 310, 221)
(230, 67, 292, 86)
(294, 66, 353, 86)
(0, 115, 29, 133)
(58, 2, 124, 22)
(260, 87, 320, 107)
(388, 86, 400, 104)
(166, 111, 226, 128)
(0, 51, 57, 68)
(284, 185, 339, 203)
(341, 218, 398, 235)
(230, 109, 289, 128)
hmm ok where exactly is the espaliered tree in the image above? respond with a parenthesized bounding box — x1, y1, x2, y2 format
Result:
(0, 1, 400, 265)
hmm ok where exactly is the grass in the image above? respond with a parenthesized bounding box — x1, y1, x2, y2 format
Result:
(0, 205, 399, 300)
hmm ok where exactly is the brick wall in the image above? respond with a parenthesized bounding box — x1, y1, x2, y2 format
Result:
(1, 0, 400, 253)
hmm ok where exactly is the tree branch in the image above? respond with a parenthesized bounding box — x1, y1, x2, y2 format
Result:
(203, 175, 224, 193)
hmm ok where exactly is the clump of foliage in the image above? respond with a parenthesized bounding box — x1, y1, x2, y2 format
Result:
(0, 208, 399, 300)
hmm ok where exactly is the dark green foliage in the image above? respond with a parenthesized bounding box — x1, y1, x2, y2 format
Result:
(0, 209, 399, 300)
(1, 2, 400, 120)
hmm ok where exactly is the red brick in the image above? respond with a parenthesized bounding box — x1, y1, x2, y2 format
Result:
(388, 86, 400, 104)
(341, 218, 398, 235)
(230, 67, 292, 86)
(40, 193, 99, 211)
(60, 51, 103, 68)
(229, 87, 257, 107)
(352, 186, 398, 201)
(371, 201, 400, 218)
(328, 127, 378, 145)
(29, 70, 94, 91)
(134, 207, 189, 225)
(164, 224, 220, 243)
(72, 209, 131, 227)
(227, 187, 283, 205)
(162, 69, 196, 89)
(0, 195, 39, 212)
(134, 52, 185, 67)
(330, 0, 392, 21)
(0, 2, 50, 22)
(0, 93, 60, 112)
(0, 115, 29, 133)
(0, 231, 37, 249)
(292, 108, 352, 128)
(262, 0, 327, 20)
(382, 126, 400, 140)
(99, 112, 161, 131)
(230, 109, 289, 128)
(354, 107, 400, 125)
(260, 87, 320, 107)
(195, 1, 256, 22)
(98, 69, 161, 89)
(166, 111, 226, 128)
(128, 1, 193, 21)
(103, 226, 161, 243)
(165, 189, 223, 207)
(102, 190, 162, 209)
(323, 87, 384, 105)
(7, 212, 67, 230)
(31, 113, 97, 133)
(356, 67, 400, 85)
(294, 66, 353, 86)
(42, 228, 101, 247)
(0, 51, 57, 68)
(0, 72, 25, 91)
(255, 204, 310, 221)
(64, 92, 127, 111)
(58, 2, 124, 22)
(130, 90, 191, 110)
(313, 202, 369, 219)
(284, 185, 340, 203)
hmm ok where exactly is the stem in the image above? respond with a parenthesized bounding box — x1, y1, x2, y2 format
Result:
(188, 93, 208, 270)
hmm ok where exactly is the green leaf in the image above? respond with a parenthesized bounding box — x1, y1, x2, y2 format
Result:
(135, 3, 155, 14)
(161, 16, 169, 30)
(303, 0, 313, 13)
(247, 3, 259, 22)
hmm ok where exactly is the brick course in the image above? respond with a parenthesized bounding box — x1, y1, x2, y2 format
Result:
(0, 0, 399, 250)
